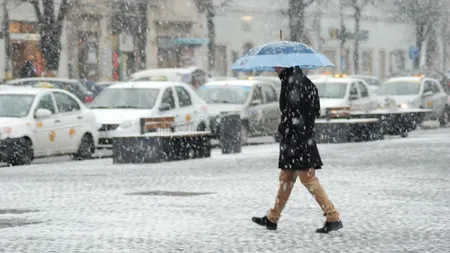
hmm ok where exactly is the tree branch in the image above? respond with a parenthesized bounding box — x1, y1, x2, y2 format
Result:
(56, 0, 70, 24)
(304, 0, 315, 7)
(42, 0, 55, 23)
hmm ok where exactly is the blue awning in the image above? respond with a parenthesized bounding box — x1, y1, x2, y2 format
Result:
(173, 38, 209, 45)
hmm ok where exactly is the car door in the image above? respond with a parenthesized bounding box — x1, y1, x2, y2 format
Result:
(261, 84, 280, 135)
(422, 80, 436, 112)
(157, 87, 181, 132)
(52, 91, 84, 153)
(247, 84, 265, 135)
(348, 82, 362, 111)
(33, 92, 59, 156)
(175, 86, 198, 132)
(430, 80, 447, 117)
(356, 81, 376, 111)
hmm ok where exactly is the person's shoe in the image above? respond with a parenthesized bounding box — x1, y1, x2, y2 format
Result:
(316, 220, 343, 234)
(252, 216, 277, 230)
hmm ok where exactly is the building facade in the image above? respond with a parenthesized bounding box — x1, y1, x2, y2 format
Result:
(213, 0, 444, 79)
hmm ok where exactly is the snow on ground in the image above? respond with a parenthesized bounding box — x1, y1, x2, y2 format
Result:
(0, 128, 449, 252)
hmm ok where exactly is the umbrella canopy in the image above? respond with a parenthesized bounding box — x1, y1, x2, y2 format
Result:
(231, 41, 335, 72)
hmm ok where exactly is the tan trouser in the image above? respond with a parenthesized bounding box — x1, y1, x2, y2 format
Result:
(267, 169, 340, 223)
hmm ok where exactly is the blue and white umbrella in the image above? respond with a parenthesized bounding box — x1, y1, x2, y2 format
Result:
(231, 41, 335, 72)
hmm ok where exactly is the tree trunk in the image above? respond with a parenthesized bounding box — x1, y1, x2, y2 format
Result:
(414, 21, 426, 70)
(425, 25, 437, 69)
(289, 0, 306, 42)
(40, 27, 62, 72)
(353, 6, 361, 74)
(207, 10, 215, 71)
(136, 2, 148, 70)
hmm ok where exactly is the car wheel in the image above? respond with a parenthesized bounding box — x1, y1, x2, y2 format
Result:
(9, 138, 33, 166)
(438, 109, 448, 127)
(400, 132, 408, 138)
(72, 134, 94, 160)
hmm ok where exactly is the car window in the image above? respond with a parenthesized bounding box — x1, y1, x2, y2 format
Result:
(431, 81, 441, 94)
(358, 82, 369, 97)
(36, 93, 56, 114)
(53, 92, 81, 112)
(350, 83, 359, 99)
(262, 84, 277, 103)
(424, 81, 433, 93)
(252, 85, 263, 102)
(175, 86, 192, 107)
(161, 88, 175, 110)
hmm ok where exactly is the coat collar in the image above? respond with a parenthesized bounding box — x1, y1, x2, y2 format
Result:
(278, 67, 304, 83)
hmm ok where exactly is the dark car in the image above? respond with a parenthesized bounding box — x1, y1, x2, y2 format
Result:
(6, 78, 94, 103)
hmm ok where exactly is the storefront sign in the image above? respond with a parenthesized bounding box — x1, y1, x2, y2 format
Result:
(9, 33, 40, 41)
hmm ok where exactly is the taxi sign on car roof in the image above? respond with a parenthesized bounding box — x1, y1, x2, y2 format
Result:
(34, 82, 54, 88)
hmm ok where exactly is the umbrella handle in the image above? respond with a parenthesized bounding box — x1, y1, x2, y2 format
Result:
(280, 30, 282, 40)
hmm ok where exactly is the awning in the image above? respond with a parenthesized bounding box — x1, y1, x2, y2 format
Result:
(173, 38, 209, 45)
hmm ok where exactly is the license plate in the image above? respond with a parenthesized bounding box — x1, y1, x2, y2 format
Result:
(99, 132, 111, 138)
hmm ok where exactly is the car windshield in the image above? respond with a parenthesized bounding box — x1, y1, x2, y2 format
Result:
(314, 82, 348, 99)
(377, 81, 421, 96)
(0, 94, 35, 117)
(198, 86, 251, 104)
(90, 88, 160, 109)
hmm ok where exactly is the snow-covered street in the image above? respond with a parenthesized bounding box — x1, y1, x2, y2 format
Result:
(1, 128, 449, 252)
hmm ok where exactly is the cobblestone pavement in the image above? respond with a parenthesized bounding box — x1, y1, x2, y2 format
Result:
(0, 129, 449, 252)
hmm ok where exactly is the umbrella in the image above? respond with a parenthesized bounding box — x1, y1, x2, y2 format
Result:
(231, 40, 335, 72)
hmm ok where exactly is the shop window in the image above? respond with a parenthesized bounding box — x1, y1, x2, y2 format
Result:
(362, 51, 373, 74)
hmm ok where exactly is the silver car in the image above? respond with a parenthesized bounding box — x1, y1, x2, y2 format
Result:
(376, 76, 448, 125)
(198, 80, 280, 144)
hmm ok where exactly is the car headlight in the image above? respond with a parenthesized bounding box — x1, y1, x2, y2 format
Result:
(400, 103, 408, 109)
(0, 127, 12, 139)
(119, 120, 138, 129)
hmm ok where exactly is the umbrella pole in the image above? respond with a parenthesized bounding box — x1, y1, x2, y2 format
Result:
(280, 30, 283, 40)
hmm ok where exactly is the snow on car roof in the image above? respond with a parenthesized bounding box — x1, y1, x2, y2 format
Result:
(108, 81, 188, 89)
(385, 77, 423, 83)
(312, 77, 361, 84)
(130, 67, 200, 78)
(203, 80, 261, 87)
(7, 77, 80, 84)
(0, 87, 60, 95)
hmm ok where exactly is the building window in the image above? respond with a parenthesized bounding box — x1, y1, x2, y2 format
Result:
(379, 50, 386, 79)
(362, 51, 373, 74)
(241, 16, 253, 32)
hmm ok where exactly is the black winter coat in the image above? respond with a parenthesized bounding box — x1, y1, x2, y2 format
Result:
(20, 61, 36, 78)
(277, 67, 323, 170)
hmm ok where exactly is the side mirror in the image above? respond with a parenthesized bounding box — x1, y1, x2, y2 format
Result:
(159, 102, 172, 111)
(35, 108, 52, 118)
(251, 99, 262, 106)
(349, 94, 359, 101)
(423, 90, 433, 97)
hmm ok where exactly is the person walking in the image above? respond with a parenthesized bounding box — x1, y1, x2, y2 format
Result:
(252, 66, 343, 233)
(19, 60, 37, 78)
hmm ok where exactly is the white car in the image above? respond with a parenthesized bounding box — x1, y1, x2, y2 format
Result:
(0, 87, 98, 165)
(198, 80, 280, 143)
(128, 67, 209, 88)
(348, 75, 380, 93)
(90, 81, 209, 148)
(310, 76, 378, 118)
(376, 76, 448, 124)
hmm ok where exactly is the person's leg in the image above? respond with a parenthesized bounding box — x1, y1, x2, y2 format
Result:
(267, 169, 298, 223)
(252, 169, 297, 230)
(299, 168, 343, 233)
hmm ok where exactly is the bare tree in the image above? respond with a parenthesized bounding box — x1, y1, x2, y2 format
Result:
(393, 0, 442, 69)
(22, 0, 74, 73)
(343, 0, 372, 74)
(288, 0, 315, 42)
(195, 0, 232, 71)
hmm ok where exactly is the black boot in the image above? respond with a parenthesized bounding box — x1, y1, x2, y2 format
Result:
(316, 220, 343, 234)
(252, 216, 277, 230)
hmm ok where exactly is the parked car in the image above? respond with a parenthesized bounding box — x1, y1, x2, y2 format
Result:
(309, 76, 378, 118)
(90, 81, 209, 149)
(198, 80, 280, 143)
(129, 67, 209, 89)
(0, 87, 98, 165)
(377, 76, 448, 126)
(95, 81, 116, 88)
(391, 70, 450, 94)
(7, 78, 95, 104)
(246, 76, 281, 96)
(348, 75, 380, 92)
